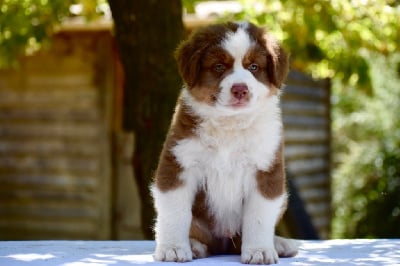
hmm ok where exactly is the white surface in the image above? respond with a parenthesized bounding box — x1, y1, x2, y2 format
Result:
(0, 239, 399, 266)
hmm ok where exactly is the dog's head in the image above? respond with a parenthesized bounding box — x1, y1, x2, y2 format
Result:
(175, 22, 289, 116)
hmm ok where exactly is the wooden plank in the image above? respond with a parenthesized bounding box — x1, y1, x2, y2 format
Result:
(287, 157, 329, 175)
(0, 123, 101, 138)
(24, 54, 93, 73)
(0, 188, 97, 202)
(0, 203, 99, 219)
(283, 115, 327, 127)
(298, 187, 331, 202)
(281, 100, 327, 116)
(26, 73, 94, 88)
(291, 173, 329, 188)
(0, 89, 98, 108)
(283, 85, 328, 100)
(0, 139, 100, 156)
(284, 128, 329, 143)
(0, 174, 98, 189)
(0, 155, 99, 173)
(0, 107, 100, 122)
(285, 144, 328, 160)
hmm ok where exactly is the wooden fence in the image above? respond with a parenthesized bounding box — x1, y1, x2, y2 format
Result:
(0, 29, 115, 239)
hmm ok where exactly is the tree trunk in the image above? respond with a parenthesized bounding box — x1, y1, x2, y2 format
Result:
(108, 0, 183, 239)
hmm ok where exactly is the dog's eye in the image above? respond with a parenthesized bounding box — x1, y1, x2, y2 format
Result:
(248, 63, 258, 73)
(214, 63, 226, 73)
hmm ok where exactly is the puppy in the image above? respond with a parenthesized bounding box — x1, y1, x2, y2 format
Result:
(152, 22, 298, 264)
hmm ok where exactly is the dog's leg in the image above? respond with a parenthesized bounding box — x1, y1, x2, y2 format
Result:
(241, 192, 286, 264)
(153, 185, 194, 262)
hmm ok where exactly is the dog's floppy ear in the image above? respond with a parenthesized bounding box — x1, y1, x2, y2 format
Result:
(175, 23, 237, 88)
(264, 34, 289, 89)
(175, 26, 217, 88)
(175, 37, 203, 88)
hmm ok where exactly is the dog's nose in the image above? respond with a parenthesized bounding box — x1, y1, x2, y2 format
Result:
(231, 83, 249, 100)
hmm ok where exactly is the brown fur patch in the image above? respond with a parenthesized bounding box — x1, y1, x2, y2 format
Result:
(245, 23, 289, 89)
(242, 44, 269, 88)
(264, 34, 289, 89)
(154, 97, 199, 192)
(190, 190, 214, 246)
(175, 22, 239, 88)
(256, 142, 286, 199)
(189, 46, 234, 105)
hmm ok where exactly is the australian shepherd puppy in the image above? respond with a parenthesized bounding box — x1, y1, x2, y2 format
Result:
(152, 22, 298, 264)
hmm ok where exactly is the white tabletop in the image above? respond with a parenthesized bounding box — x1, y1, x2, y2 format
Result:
(0, 239, 399, 265)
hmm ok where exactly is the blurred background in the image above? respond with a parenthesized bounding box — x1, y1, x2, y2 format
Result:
(0, 0, 399, 240)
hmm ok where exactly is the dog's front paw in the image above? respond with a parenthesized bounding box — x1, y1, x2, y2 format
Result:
(274, 236, 299, 257)
(154, 244, 192, 262)
(241, 247, 278, 265)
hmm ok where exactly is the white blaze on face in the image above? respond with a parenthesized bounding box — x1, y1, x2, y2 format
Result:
(216, 25, 271, 113)
(222, 25, 252, 65)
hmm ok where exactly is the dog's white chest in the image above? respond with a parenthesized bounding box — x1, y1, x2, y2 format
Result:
(172, 115, 282, 237)
(204, 144, 256, 236)
(175, 136, 255, 236)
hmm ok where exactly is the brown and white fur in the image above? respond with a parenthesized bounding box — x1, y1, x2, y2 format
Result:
(152, 22, 298, 264)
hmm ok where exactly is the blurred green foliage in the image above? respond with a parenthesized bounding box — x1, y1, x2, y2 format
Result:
(0, 0, 72, 67)
(0, 0, 105, 68)
(182, 0, 197, 13)
(332, 54, 400, 238)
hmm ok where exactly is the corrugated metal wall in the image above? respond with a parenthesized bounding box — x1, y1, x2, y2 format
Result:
(282, 71, 331, 238)
(0, 30, 114, 239)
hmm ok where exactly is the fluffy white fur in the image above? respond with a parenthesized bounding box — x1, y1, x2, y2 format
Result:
(153, 23, 293, 264)
(153, 185, 194, 262)
(241, 193, 286, 264)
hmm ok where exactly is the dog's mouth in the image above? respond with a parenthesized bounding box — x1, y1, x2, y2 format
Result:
(229, 98, 250, 108)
